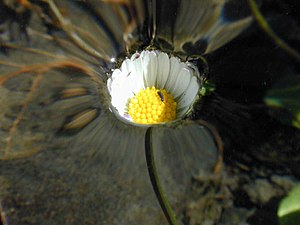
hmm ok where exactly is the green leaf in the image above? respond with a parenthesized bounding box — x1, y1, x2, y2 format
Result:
(278, 184, 300, 225)
(200, 80, 216, 96)
(264, 75, 300, 129)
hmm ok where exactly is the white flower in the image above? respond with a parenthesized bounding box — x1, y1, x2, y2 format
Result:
(107, 50, 201, 125)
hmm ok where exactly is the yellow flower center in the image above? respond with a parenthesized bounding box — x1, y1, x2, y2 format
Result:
(127, 87, 177, 124)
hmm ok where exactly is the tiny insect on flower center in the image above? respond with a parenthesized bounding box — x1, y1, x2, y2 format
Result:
(127, 86, 177, 124)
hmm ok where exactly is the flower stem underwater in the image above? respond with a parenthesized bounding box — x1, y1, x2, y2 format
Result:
(145, 127, 180, 225)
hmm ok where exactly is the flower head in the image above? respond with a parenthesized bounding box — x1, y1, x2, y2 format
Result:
(107, 50, 200, 125)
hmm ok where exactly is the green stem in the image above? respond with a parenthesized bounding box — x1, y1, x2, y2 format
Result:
(247, 0, 300, 62)
(145, 127, 180, 225)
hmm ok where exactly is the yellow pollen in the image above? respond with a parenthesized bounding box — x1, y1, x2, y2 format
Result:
(127, 86, 177, 124)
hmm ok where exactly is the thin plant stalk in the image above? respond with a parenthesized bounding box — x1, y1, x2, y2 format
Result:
(247, 0, 300, 62)
(145, 127, 180, 225)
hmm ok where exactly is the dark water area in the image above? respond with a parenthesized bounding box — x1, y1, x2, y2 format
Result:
(0, 1, 299, 225)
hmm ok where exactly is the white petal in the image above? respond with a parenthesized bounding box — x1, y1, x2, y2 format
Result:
(121, 58, 131, 74)
(123, 59, 142, 94)
(111, 82, 131, 114)
(141, 50, 151, 87)
(165, 57, 182, 93)
(107, 69, 119, 93)
(130, 52, 140, 60)
(125, 58, 135, 73)
(156, 52, 170, 89)
(177, 76, 199, 115)
(110, 72, 135, 114)
(170, 67, 192, 98)
(132, 56, 145, 90)
(145, 51, 158, 87)
(111, 93, 128, 115)
(125, 72, 139, 96)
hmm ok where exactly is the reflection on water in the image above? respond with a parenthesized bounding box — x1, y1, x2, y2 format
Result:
(0, 1, 299, 225)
